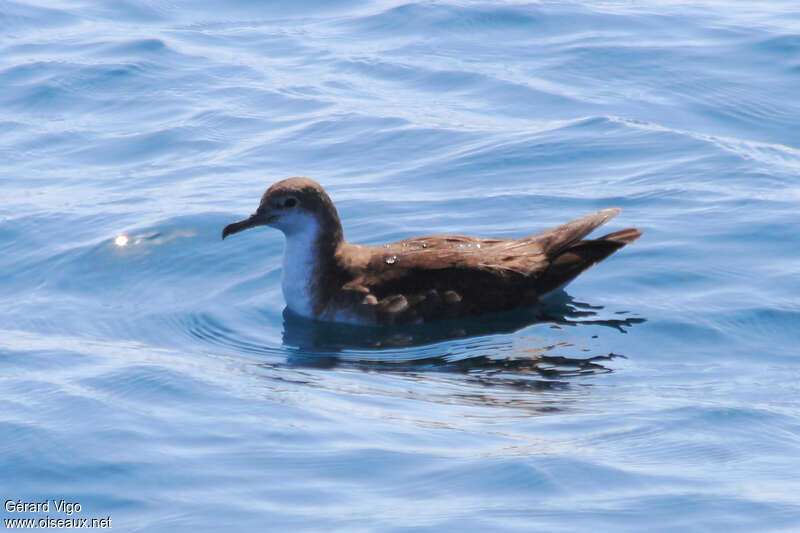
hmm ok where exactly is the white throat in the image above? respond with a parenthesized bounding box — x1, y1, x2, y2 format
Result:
(280, 221, 320, 318)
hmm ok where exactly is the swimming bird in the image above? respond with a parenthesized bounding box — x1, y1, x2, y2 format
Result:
(222, 177, 641, 325)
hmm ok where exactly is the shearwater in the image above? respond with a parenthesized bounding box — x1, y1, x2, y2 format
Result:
(222, 177, 641, 325)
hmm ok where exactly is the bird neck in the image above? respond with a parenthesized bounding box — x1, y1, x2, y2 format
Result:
(280, 217, 343, 319)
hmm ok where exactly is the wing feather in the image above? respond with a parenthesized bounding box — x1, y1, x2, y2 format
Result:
(329, 209, 632, 324)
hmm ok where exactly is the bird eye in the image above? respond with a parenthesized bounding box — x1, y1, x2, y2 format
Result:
(283, 198, 297, 208)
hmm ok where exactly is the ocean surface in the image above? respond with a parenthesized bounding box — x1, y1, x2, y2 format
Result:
(2, 1, 800, 531)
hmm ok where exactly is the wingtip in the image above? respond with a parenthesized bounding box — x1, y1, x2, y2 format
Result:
(604, 227, 642, 244)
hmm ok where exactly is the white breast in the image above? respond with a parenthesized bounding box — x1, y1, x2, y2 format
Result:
(281, 223, 318, 318)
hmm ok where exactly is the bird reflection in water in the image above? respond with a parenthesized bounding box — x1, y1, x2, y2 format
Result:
(279, 291, 645, 392)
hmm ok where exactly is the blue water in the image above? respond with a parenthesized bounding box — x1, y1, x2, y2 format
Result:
(2, 1, 800, 531)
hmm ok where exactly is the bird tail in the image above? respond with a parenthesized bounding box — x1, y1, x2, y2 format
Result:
(534, 228, 642, 295)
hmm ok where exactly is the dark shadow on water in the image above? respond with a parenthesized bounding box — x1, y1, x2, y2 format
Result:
(277, 291, 645, 391)
(282, 290, 644, 350)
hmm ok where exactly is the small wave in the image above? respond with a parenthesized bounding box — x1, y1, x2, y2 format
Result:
(180, 311, 284, 360)
(608, 115, 800, 170)
(1, 1, 76, 32)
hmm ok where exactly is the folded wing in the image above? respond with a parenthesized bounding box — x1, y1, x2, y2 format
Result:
(335, 208, 640, 324)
